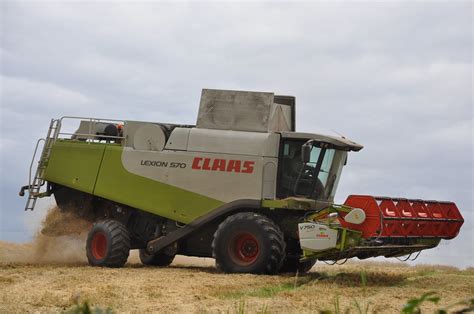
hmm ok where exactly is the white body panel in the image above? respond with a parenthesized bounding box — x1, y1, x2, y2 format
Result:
(187, 128, 279, 157)
(298, 223, 339, 252)
(122, 127, 280, 202)
(344, 208, 366, 224)
(132, 124, 167, 151)
(165, 128, 191, 151)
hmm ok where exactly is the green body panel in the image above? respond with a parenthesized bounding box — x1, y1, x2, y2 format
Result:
(94, 146, 224, 223)
(45, 140, 224, 224)
(261, 198, 339, 212)
(43, 141, 107, 194)
(262, 198, 318, 210)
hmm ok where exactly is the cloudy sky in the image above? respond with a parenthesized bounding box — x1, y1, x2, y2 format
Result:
(1, 1, 472, 267)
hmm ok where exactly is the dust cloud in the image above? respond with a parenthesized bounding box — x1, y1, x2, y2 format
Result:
(0, 207, 91, 264)
(0, 207, 207, 266)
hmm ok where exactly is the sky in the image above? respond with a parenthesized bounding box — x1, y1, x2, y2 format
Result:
(0, 1, 472, 268)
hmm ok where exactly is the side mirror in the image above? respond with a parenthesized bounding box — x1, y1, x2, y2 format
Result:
(301, 144, 311, 163)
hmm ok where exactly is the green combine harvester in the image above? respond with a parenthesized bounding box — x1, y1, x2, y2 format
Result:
(20, 89, 464, 274)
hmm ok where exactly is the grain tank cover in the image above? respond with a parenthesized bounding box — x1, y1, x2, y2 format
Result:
(196, 89, 295, 132)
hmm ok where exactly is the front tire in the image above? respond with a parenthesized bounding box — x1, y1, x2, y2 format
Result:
(212, 212, 286, 274)
(86, 220, 130, 267)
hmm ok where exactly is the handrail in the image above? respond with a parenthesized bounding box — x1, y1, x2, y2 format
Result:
(28, 138, 45, 191)
(59, 115, 126, 123)
(61, 132, 125, 139)
(55, 116, 127, 142)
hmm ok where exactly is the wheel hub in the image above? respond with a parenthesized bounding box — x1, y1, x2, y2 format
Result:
(91, 232, 107, 260)
(231, 233, 259, 265)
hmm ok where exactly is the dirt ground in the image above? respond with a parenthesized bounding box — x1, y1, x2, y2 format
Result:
(0, 208, 472, 313)
(1, 242, 473, 313)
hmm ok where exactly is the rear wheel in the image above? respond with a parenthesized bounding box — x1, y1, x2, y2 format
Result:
(86, 220, 130, 267)
(139, 245, 176, 267)
(212, 212, 285, 274)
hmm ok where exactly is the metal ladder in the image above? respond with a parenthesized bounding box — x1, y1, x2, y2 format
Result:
(23, 119, 61, 211)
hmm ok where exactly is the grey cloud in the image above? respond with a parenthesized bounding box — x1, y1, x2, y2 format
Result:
(1, 1, 472, 267)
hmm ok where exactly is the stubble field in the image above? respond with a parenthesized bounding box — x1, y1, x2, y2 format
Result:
(0, 208, 472, 313)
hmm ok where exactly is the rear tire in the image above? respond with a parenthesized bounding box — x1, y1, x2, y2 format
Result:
(139, 247, 176, 266)
(86, 220, 130, 267)
(212, 212, 286, 274)
(279, 257, 316, 274)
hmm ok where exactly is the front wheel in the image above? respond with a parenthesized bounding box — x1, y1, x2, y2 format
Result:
(212, 212, 286, 274)
(86, 220, 130, 267)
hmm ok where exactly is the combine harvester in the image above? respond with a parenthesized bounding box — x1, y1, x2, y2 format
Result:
(20, 89, 464, 274)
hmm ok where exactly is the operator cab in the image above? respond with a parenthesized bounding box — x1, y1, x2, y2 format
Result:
(277, 132, 363, 202)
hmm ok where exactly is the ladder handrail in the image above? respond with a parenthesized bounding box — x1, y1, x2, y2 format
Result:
(28, 138, 46, 190)
(24, 119, 60, 210)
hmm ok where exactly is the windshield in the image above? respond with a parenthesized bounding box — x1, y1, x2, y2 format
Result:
(278, 140, 347, 201)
